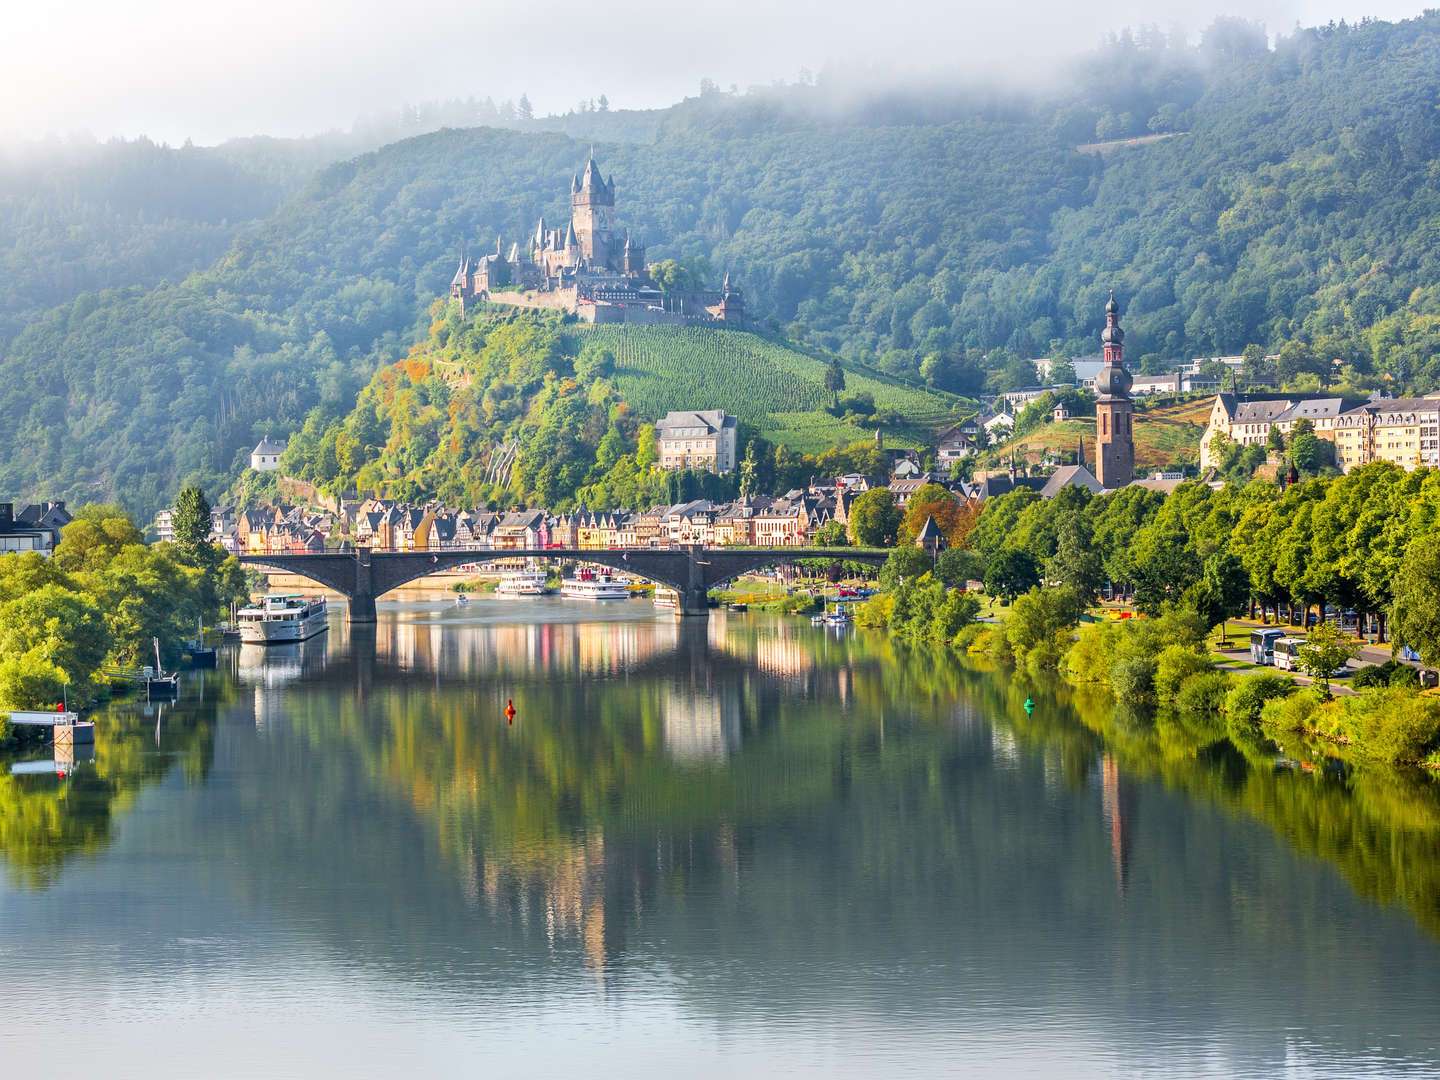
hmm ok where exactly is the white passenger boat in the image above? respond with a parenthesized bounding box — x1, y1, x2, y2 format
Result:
(561, 570, 633, 599)
(236, 594, 329, 645)
(496, 571, 550, 597)
(654, 586, 679, 609)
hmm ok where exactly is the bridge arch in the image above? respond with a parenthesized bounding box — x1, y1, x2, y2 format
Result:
(239, 546, 890, 621)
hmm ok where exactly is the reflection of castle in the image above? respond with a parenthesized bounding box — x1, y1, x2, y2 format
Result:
(449, 154, 744, 326)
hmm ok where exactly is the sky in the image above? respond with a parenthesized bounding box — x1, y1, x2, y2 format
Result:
(0, 0, 1430, 145)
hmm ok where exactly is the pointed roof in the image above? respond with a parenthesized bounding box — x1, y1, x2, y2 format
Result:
(450, 257, 469, 286)
(533, 217, 546, 247)
(580, 154, 605, 191)
(564, 220, 577, 248)
(915, 516, 944, 545)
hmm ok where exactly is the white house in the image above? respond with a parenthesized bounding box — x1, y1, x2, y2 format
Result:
(250, 438, 287, 472)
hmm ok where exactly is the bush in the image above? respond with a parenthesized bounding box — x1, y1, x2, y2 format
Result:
(1154, 645, 1214, 703)
(1064, 621, 1120, 683)
(953, 622, 987, 651)
(1351, 660, 1420, 689)
(963, 625, 995, 656)
(1176, 670, 1232, 713)
(1337, 689, 1440, 764)
(1225, 672, 1296, 723)
(854, 594, 894, 628)
(1111, 654, 1159, 701)
(1005, 585, 1086, 667)
(0, 650, 67, 711)
(1261, 687, 1324, 732)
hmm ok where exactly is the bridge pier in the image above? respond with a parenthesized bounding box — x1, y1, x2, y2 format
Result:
(350, 551, 377, 623)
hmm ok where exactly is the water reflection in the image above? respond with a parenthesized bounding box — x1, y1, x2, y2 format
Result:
(2, 607, 1440, 1076)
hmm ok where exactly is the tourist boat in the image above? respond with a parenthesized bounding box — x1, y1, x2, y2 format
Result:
(454, 593, 470, 605)
(561, 568, 633, 599)
(235, 594, 330, 645)
(496, 570, 550, 597)
(654, 586, 679, 609)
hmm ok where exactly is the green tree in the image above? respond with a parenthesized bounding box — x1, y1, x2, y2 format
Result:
(936, 547, 985, 587)
(1295, 621, 1362, 695)
(1047, 514, 1104, 600)
(813, 519, 849, 546)
(849, 488, 903, 547)
(1267, 426, 1286, 456)
(1200, 549, 1250, 643)
(172, 486, 212, 552)
(985, 548, 1041, 602)
(823, 360, 846, 408)
(738, 441, 760, 497)
(0, 584, 111, 701)
(1393, 537, 1440, 666)
(879, 546, 932, 590)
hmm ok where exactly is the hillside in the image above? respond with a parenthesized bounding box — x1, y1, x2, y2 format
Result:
(270, 308, 940, 511)
(990, 397, 1212, 473)
(7, 14, 1440, 515)
(576, 326, 955, 452)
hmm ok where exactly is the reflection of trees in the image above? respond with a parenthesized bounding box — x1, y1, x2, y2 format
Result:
(0, 686, 227, 887)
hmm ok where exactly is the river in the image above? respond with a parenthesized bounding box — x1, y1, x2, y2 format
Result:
(3, 600, 1440, 1078)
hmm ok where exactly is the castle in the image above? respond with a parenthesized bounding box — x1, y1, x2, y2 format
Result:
(450, 153, 744, 327)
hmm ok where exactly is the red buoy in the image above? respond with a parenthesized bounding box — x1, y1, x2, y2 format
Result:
(505, 698, 516, 725)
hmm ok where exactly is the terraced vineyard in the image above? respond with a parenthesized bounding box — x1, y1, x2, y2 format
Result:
(570, 325, 960, 452)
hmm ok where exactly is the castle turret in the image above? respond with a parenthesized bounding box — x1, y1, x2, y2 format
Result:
(572, 153, 616, 268)
(1093, 291, 1134, 489)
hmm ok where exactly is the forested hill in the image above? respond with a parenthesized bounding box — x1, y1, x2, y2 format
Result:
(6, 12, 1440, 517)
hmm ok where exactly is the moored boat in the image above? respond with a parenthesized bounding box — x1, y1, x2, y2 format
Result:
(496, 570, 550, 597)
(561, 568, 633, 599)
(654, 586, 679, 609)
(236, 594, 330, 645)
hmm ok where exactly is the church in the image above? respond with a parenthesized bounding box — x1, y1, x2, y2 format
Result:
(449, 153, 744, 327)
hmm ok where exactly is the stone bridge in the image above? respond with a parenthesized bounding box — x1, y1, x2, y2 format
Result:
(238, 546, 889, 621)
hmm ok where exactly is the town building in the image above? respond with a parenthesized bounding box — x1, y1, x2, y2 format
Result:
(0, 502, 63, 555)
(655, 410, 738, 473)
(1093, 293, 1134, 489)
(251, 438, 287, 472)
(1333, 397, 1440, 471)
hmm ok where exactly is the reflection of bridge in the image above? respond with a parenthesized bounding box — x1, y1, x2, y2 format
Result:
(238, 546, 887, 621)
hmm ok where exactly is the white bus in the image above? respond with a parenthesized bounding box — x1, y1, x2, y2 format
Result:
(1273, 636, 1305, 672)
(1250, 627, 1287, 665)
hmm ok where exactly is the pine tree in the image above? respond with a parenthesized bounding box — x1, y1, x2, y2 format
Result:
(738, 442, 759, 497)
(173, 486, 211, 552)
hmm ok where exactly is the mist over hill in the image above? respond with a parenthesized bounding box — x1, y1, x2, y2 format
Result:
(4, 13, 1440, 515)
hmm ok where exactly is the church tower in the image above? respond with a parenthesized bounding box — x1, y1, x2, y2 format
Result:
(572, 153, 616, 267)
(1093, 292, 1134, 488)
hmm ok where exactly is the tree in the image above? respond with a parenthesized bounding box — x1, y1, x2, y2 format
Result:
(738, 441, 760, 497)
(1267, 426, 1286, 456)
(813, 519, 849, 546)
(517, 94, 534, 121)
(1200, 549, 1250, 643)
(823, 360, 846, 408)
(0, 584, 110, 700)
(899, 485, 968, 546)
(1393, 537, 1440, 666)
(985, 549, 1041, 602)
(849, 488, 903, 547)
(1295, 621, 1362, 695)
(879, 546, 932, 590)
(936, 547, 985, 587)
(1047, 514, 1104, 600)
(172, 486, 212, 552)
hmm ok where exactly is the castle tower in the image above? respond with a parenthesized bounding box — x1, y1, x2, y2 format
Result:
(1093, 291, 1134, 488)
(572, 152, 616, 267)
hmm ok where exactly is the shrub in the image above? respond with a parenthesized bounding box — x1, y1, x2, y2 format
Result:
(1340, 689, 1440, 764)
(1111, 654, 1159, 701)
(1005, 585, 1086, 667)
(1154, 645, 1214, 703)
(1064, 621, 1121, 683)
(964, 626, 995, 656)
(854, 594, 894, 628)
(953, 622, 987, 650)
(932, 590, 981, 642)
(1225, 672, 1296, 723)
(1261, 687, 1324, 732)
(1351, 660, 1419, 689)
(1176, 670, 1232, 713)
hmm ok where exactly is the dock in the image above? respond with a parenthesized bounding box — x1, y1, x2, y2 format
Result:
(7, 710, 95, 745)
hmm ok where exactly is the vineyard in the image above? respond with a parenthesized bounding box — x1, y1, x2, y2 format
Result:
(569, 325, 961, 452)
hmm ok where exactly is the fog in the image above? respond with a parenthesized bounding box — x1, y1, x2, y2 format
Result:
(0, 0, 1428, 145)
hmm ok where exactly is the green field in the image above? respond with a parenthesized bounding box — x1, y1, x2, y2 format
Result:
(569, 325, 961, 452)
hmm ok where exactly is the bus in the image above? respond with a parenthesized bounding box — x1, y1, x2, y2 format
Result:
(1273, 637, 1305, 672)
(1250, 627, 1287, 665)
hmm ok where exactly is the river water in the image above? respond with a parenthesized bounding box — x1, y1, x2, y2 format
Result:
(3, 601, 1440, 1078)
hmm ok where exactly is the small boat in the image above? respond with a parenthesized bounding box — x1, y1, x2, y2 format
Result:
(496, 570, 550, 597)
(561, 568, 633, 599)
(654, 586, 679, 609)
(728, 602, 747, 613)
(183, 619, 216, 667)
(146, 638, 180, 699)
(811, 613, 827, 626)
(455, 593, 470, 605)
